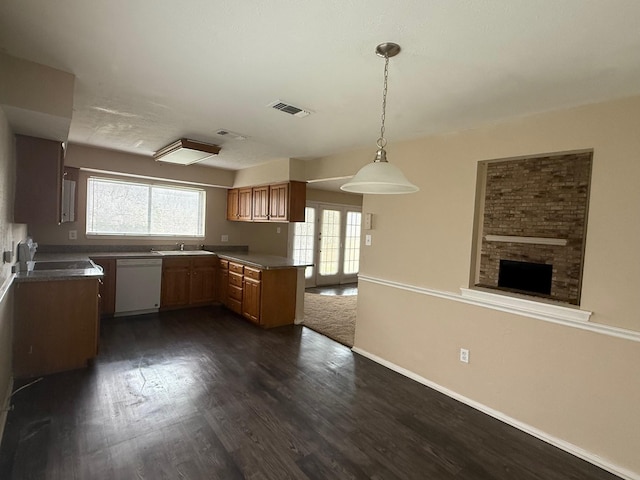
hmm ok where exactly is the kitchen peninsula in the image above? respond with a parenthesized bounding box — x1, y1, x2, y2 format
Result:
(31, 246, 310, 328)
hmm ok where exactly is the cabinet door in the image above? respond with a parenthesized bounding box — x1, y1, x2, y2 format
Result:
(269, 183, 289, 222)
(91, 257, 116, 315)
(242, 277, 261, 324)
(189, 258, 217, 304)
(161, 258, 191, 307)
(238, 187, 253, 221)
(14, 279, 99, 378)
(218, 259, 229, 304)
(226, 188, 239, 220)
(15, 134, 64, 224)
(252, 185, 270, 221)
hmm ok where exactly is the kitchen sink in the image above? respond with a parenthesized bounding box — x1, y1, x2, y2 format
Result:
(32, 260, 98, 271)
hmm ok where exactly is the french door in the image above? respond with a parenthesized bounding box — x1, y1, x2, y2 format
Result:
(291, 203, 362, 287)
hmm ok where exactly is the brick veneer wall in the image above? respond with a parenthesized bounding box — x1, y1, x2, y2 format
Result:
(478, 151, 592, 305)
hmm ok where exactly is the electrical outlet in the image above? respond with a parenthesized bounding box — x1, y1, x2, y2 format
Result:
(68, 230, 77, 240)
(460, 348, 469, 363)
(221, 234, 229, 242)
(276, 227, 281, 234)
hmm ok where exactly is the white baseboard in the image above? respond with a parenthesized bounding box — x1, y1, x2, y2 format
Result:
(351, 347, 638, 480)
(0, 376, 13, 445)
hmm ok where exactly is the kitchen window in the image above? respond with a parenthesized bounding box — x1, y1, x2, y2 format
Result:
(86, 177, 206, 237)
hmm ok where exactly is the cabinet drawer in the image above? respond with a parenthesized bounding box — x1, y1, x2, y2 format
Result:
(227, 297, 242, 314)
(219, 259, 229, 269)
(229, 262, 244, 274)
(229, 271, 243, 287)
(244, 267, 262, 281)
(228, 285, 243, 301)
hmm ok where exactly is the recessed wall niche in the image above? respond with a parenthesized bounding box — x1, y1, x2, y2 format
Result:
(471, 151, 592, 305)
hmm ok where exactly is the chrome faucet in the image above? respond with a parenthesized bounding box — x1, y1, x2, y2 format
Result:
(178, 242, 185, 251)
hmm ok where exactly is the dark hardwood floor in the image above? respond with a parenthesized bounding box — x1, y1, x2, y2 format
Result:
(0, 306, 620, 479)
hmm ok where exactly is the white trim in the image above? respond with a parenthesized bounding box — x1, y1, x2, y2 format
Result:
(358, 275, 640, 343)
(351, 347, 639, 480)
(0, 376, 12, 446)
(459, 287, 591, 323)
(485, 235, 568, 246)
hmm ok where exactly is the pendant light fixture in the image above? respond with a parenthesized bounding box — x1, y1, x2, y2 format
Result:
(341, 43, 419, 194)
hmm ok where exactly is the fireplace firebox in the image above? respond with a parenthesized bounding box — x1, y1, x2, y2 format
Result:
(498, 259, 552, 295)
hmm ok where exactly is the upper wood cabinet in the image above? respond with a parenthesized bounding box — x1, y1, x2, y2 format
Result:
(252, 185, 270, 221)
(14, 134, 64, 224)
(226, 187, 252, 221)
(226, 181, 306, 223)
(226, 188, 239, 220)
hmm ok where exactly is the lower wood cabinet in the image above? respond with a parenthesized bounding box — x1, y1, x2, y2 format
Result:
(227, 262, 244, 315)
(90, 257, 116, 316)
(14, 278, 100, 378)
(242, 267, 261, 323)
(218, 259, 229, 305)
(222, 261, 297, 328)
(161, 257, 217, 309)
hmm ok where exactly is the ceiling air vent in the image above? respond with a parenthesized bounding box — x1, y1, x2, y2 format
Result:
(267, 100, 313, 118)
(154, 138, 221, 165)
(215, 129, 247, 140)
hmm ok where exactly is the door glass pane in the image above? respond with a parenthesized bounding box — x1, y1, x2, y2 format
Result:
(319, 209, 341, 276)
(293, 207, 315, 279)
(343, 211, 361, 275)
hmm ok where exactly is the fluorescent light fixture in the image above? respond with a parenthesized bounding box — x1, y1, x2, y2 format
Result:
(154, 138, 221, 165)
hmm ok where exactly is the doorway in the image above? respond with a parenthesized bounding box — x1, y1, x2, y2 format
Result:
(291, 202, 362, 288)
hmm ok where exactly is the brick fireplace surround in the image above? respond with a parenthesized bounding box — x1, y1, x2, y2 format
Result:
(477, 151, 592, 305)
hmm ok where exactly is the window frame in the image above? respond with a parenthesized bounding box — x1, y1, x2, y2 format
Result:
(85, 176, 206, 238)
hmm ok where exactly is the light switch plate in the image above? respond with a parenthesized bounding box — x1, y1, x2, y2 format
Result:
(365, 234, 372, 246)
(364, 213, 373, 230)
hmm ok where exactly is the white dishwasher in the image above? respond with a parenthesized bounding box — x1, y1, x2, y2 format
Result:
(115, 258, 163, 316)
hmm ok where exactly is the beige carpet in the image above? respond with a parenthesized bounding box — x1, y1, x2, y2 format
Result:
(303, 293, 356, 347)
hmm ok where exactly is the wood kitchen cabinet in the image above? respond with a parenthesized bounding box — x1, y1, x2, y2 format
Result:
(190, 258, 217, 304)
(90, 257, 116, 316)
(221, 260, 297, 328)
(161, 256, 217, 309)
(252, 185, 270, 221)
(241, 267, 261, 324)
(218, 258, 229, 305)
(14, 278, 100, 378)
(227, 262, 244, 315)
(14, 134, 64, 224)
(226, 181, 306, 223)
(226, 187, 253, 221)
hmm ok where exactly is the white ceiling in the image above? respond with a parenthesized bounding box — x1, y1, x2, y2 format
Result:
(1, 0, 640, 173)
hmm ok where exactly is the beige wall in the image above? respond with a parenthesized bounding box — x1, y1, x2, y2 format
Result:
(0, 52, 74, 141)
(30, 144, 289, 256)
(0, 107, 28, 430)
(316, 95, 640, 475)
(306, 188, 362, 206)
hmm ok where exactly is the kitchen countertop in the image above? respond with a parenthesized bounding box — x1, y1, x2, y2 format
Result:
(15, 262, 104, 283)
(17, 250, 311, 282)
(215, 252, 311, 270)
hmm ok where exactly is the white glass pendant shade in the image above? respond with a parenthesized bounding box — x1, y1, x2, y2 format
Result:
(341, 156, 419, 194)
